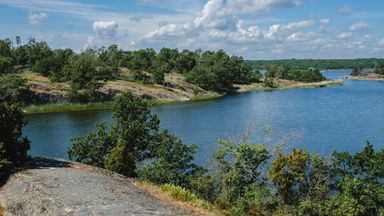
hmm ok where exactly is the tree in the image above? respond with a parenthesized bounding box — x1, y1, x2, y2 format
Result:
(268, 149, 311, 205)
(138, 130, 200, 187)
(212, 139, 271, 212)
(68, 92, 160, 177)
(25, 39, 53, 67)
(68, 124, 114, 168)
(65, 52, 102, 102)
(0, 56, 13, 74)
(0, 74, 37, 105)
(105, 92, 160, 176)
(351, 65, 362, 76)
(157, 48, 179, 73)
(0, 94, 30, 179)
(175, 49, 197, 73)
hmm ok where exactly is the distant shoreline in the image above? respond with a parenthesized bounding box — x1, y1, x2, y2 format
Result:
(345, 73, 384, 81)
(23, 79, 343, 115)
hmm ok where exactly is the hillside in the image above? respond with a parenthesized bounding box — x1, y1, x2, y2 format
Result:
(19, 70, 343, 114)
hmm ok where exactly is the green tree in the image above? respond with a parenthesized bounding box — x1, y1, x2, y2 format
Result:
(175, 49, 197, 73)
(138, 130, 200, 187)
(105, 92, 160, 176)
(68, 92, 160, 177)
(269, 149, 311, 205)
(0, 56, 13, 74)
(213, 139, 271, 212)
(64, 52, 102, 102)
(68, 124, 114, 168)
(351, 65, 362, 76)
(0, 95, 30, 179)
(0, 74, 37, 105)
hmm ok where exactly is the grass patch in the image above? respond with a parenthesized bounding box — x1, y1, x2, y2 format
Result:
(190, 92, 224, 101)
(138, 182, 220, 216)
(23, 102, 114, 114)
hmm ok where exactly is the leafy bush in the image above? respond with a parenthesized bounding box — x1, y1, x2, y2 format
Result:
(0, 100, 30, 179)
(0, 74, 38, 105)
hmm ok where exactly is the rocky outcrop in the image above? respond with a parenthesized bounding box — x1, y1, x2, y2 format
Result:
(0, 157, 196, 216)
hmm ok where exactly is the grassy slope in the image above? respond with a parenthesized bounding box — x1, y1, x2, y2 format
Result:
(20, 70, 343, 114)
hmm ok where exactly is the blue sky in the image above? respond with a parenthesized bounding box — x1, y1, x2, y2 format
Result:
(0, 0, 383, 59)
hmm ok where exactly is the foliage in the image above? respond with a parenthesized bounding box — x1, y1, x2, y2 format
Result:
(248, 58, 384, 70)
(69, 92, 198, 183)
(351, 64, 362, 76)
(187, 50, 260, 93)
(0, 96, 30, 179)
(160, 183, 199, 202)
(375, 64, 384, 75)
(269, 149, 311, 205)
(138, 130, 200, 187)
(0, 74, 37, 105)
(0, 56, 13, 74)
(266, 64, 326, 82)
(64, 52, 105, 102)
(212, 139, 271, 213)
(68, 124, 114, 168)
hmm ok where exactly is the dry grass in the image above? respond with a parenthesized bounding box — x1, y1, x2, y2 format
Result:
(137, 182, 221, 216)
(236, 79, 344, 93)
(0, 201, 4, 216)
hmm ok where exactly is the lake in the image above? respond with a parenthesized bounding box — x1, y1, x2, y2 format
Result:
(24, 70, 384, 164)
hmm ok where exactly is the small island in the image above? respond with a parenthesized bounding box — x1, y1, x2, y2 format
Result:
(345, 64, 384, 81)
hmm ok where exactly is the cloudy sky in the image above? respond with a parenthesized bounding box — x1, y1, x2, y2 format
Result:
(0, 0, 383, 59)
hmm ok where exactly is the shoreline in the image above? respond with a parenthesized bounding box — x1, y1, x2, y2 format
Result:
(23, 80, 343, 115)
(344, 75, 384, 81)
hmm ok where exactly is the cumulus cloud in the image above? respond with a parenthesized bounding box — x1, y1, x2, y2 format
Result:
(338, 6, 353, 14)
(144, 0, 309, 43)
(280, 19, 314, 31)
(93, 21, 118, 39)
(337, 32, 352, 39)
(349, 22, 370, 32)
(28, 12, 47, 24)
(87, 21, 119, 47)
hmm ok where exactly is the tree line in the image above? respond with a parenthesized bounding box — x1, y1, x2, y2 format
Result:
(248, 58, 384, 71)
(0, 37, 260, 103)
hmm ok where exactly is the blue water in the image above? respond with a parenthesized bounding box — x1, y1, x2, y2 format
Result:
(24, 70, 384, 164)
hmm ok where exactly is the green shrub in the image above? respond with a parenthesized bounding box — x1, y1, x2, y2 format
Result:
(0, 101, 30, 179)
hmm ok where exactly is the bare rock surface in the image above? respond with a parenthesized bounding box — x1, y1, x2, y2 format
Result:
(0, 157, 195, 216)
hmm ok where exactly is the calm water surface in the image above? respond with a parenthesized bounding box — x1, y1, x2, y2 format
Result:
(24, 70, 384, 164)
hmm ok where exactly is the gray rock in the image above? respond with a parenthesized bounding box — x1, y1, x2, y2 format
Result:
(0, 158, 196, 216)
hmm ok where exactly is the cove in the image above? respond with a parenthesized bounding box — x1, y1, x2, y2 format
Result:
(24, 70, 384, 164)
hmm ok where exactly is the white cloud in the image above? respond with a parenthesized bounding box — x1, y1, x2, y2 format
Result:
(349, 22, 370, 32)
(280, 19, 314, 31)
(145, 24, 188, 39)
(338, 6, 353, 14)
(337, 32, 352, 39)
(379, 39, 384, 46)
(87, 21, 119, 47)
(319, 18, 331, 25)
(28, 12, 47, 24)
(225, 0, 301, 14)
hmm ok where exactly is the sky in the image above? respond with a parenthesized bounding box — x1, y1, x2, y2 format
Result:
(0, 0, 383, 59)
